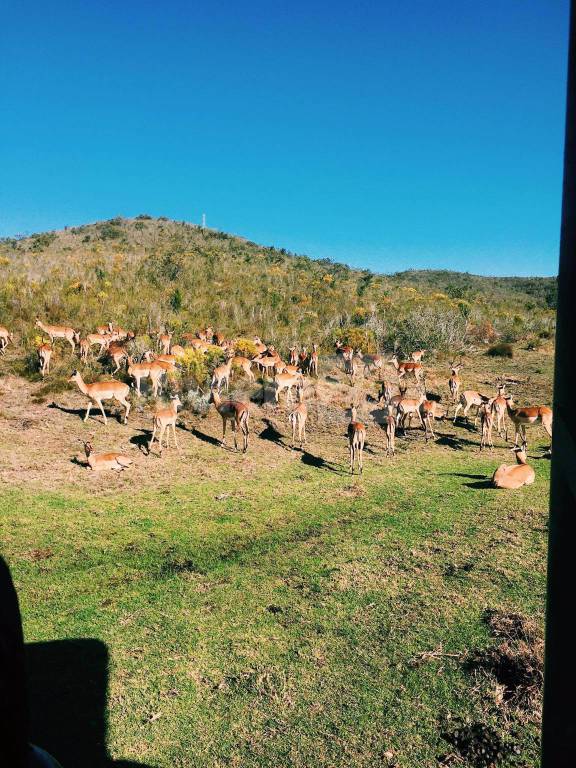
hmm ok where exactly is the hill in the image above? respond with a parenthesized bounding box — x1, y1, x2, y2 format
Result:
(0, 216, 557, 353)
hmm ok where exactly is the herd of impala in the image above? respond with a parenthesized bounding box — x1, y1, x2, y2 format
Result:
(0, 320, 552, 487)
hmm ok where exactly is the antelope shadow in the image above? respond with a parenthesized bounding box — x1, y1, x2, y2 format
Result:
(259, 419, 285, 446)
(300, 451, 342, 473)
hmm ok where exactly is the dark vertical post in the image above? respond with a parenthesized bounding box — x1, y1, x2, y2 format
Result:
(541, 4, 576, 766)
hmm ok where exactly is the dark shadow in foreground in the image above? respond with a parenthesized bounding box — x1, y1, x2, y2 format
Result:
(26, 638, 156, 768)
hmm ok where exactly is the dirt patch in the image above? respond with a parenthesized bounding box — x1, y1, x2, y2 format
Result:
(467, 609, 544, 723)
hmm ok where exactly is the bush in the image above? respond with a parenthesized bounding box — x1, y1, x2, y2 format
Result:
(178, 349, 209, 390)
(233, 338, 259, 359)
(333, 326, 377, 353)
(389, 307, 467, 354)
(487, 343, 514, 358)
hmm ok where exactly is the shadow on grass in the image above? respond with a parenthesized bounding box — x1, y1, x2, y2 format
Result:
(464, 479, 494, 489)
(129, 429, 151, 453)
(47, 401, 125, 425)
(27, 638, 156, 768)
(191, 427, 226, 448)
(260, 419, 285, 446)
(301, 451, 343, 473)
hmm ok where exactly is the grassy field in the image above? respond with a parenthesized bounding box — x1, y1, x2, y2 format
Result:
(0, 341, 552, 768)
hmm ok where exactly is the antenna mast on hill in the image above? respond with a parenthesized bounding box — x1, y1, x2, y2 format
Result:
(201, 213, 206, 228)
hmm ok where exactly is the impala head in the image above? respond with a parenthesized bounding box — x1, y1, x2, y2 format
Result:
(170, 394, 182, 408)
(34, 318, 42, 328)
(68, 369, 80, 383)
(512, 446, 528, 464)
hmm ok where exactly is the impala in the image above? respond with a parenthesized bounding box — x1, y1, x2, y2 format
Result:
(158, 331, 173, 354)
(231, 355, 256, 383)
(448, 364, 463, 404)
(82, 440, 133, 471)
(378, 380, 394, 406)
(37, 343, 52, 376)
(347, 406, 366, 474)
(68, 370, 131, 424)
(396, 393, 426, 432)
(256, 354, 282, 379)
(0, 326, 14, 352)
(96, 323, 113, 335)
(420, 399, 443, 441)
(492, 448, 535, 489)
(107, 342, 128, 373)
(274, 371, 304, 404)
(253, 336, 267, 355)
(388, 354, 423, 384)
(384, 406, 396, 456)
(361, 352, 384, 377)
(411, 349, 426, 362)
(209, 388, 250, 452)
(479, 402, 494, 451)
(86, 332, 110, 356)
(127, 357, 173, 397)
(288, 388, 307, 448)
(35, 319, 78, 351)
(505, 397, 553, 451)
(79, 338, 90, 363)
(453, 390, 490, 425)
(211, 355, 233, 392)
(490, 384, 508, 440)
(308, 344, 319, 377)
(148, 395, 182, 455)
(288, 346, 298, 366)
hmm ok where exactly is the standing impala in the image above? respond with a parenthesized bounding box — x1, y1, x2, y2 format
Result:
(37, 343, 52, 376)
(231, 355, 256, 383)
(274, 371, 304, 404)
(505, 397, 553, 451)
(148, 395, 182, 455)
(308, 344, 319, 377)
(347, 405, 366, 474)
(448, 364, 463, 405)
(35, 319, 78, 351)
(68, 370, 131, 424)
(158, 331, 173, 354)
(388, 354, 424, 384)
(411, 349, 426, 362)
(490, 384, 508, 440)
(211, 355, 233, 392)
(288, 388, 307, 448)
(209, 388, 250, 452)
(0, 326, 14, 353)
(453, 390, 490, 425)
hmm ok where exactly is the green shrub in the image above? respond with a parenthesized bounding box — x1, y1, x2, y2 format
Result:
(486, 343, 513, 358)
(234, 338, 259, 359)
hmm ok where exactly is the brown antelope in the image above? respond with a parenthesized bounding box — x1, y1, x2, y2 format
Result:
(490, 384, 508, 440)
(68, 370, 131, 424)
(388, 354, 423, 384)
(384, 406, 396, 456)
(420, 399, 443, 441)
(387, 383, 408, 412)
(378, 380, 394, 406)
(82, 441, 133, 471)
(35, 319, 78, 351)
(492, 448, 535, 489)
(211, 355, 233, 392)
(288, 388, 307, 448)
(505, 397, 553, 451)
(107, 342, 128, 374)
(231, 355, 256, 383)
(86, 332, 110, 356)
(453, 390, 490, 425)
(347, 406, 366, 474)
(170, 344, 186, 358)
(96, 323, 113, 335)
(37, 343, 52, 376)
(396, 393, 426, 432)
(253, 337, 267, 355)
(157, 331, 173, 354)
(0, 326, 14, 353)
(148, 395, 182, 455)
(128, 357, 173, 397)
(361, 352, 384, 377)
(79, 338, 90, 363)
(274, 371, 304, 404)
(411, 349, 426, 362)
(335, 341, 354, 369)
(308, 344, 319, 377)
(479, 402, 494, 450)
(346, 352, 363, 383)
(448, 364, 463, 405)
(256, 354, 282, 379)
(209, 389, 250, 452)
(288, 346, 298, 366)
(154, 353, 179, 365)
(198, 327, 214, 343)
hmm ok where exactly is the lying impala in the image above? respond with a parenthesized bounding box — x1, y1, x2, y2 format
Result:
(82, 440, 133, 471)
(492, 448, 535, 489)
(505, 397, 553, 451)
(148, 395, 182, 455)
(69, 370, 131, 424)
(37, 343, 52, 376)
(35, 319, 78, 351)
(209, 388, 250, 452)
(388, 354, 424, 384)
(288, 387, 307, 448)
(348, 406, 366, 474)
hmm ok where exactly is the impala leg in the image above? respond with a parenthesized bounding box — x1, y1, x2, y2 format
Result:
(453, 403, 462, 423)
(96, 399, 108, 425)
(232, 421, 238, 451)
(84, 404, 91, 422)
(221, 418, 227, 446)
(173, 423, 179, 449)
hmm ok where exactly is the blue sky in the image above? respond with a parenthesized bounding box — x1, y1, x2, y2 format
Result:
(0, 1, 569, 276)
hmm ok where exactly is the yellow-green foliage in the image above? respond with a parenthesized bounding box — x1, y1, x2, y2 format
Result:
(178, 349, 209, 388)
(233, 338, 259, 359)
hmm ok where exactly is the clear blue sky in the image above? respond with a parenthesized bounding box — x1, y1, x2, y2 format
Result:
(0, 1, 569, 276)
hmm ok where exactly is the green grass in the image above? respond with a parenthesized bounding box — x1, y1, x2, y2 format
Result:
(1, 446, 549, 767)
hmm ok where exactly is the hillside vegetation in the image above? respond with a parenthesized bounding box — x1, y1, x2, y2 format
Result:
(0, 216, 556, 354)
